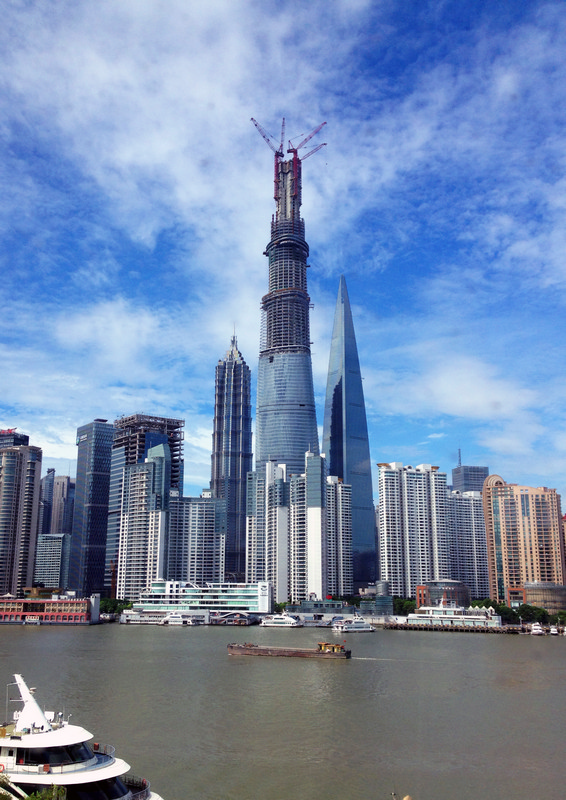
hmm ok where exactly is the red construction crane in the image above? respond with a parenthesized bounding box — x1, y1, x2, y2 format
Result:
(251, 118, 286, 201)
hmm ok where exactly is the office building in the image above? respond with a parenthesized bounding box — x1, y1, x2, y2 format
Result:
(0, 444, 42, 595)
(378, 463, 450, 598)
(37, 467, 55, 538)
(34, 475, 75, 589)
(452, 463, 489, 493)
(116, 443, 171, 601)
(69, 419, 114, 596)
(253, 122, 321, 478)
(105, 413, 184, 594)
(168, 492, 226, 585)
(482, 474, 565, 606)
(0, 428, 29, 448)
(210, 335, 252, 578)
(322, 275, 376, 585)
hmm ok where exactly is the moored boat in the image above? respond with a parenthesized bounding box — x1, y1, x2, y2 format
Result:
(259, 612, 303, 628)
(0, 674, 164, 800)
(331, 614, 374, 633)
(530, 622, 545, 635)
(227, 642, 351, 658)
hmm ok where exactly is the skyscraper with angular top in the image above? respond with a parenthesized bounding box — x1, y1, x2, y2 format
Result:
(322, 276, 376, 585)
(254, 123, 320, 478)
(210, 335, 252, 578)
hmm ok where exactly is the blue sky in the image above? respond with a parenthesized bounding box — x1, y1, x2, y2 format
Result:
(2, 0, 566, 500)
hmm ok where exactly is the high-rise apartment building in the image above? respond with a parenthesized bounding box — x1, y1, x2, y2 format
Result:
(116, 443, 171, 601)
(0, 443, 42, 595)
(210, 335, 252, 578)
(326, 476, 353, 597)
(168, 492, 226, 585)
(447, 490, 489, 599)
(378, 463, 450, 598)
(482, 474, 565, 606)
(247, 452, 352, 603)
(322, 275, 376, 585)
(253, 122, 321, 478)
(452, 464, 489, 493)
(69, 419, 114, 596)
(105, 413, 184, 594)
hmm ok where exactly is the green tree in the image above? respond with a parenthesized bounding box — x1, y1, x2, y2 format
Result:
(392, 597, 416, 616)
(99, 598, 132, 616)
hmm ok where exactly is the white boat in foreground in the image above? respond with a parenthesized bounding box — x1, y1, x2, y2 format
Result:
(259, 612, 303, 628)
(332, 614, 375, 633)
(0, 673, 164, 800)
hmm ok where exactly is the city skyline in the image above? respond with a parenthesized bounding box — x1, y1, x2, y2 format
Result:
(3, 2, 566, 500)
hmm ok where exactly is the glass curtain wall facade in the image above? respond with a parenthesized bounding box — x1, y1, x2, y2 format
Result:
(255, 147, 319, 478)
(69, 419, 114, 596)
(210, 336, 252, 578)
(322, 275, 376, 585)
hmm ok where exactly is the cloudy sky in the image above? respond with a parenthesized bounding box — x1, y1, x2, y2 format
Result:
(2, 0, 566, 499)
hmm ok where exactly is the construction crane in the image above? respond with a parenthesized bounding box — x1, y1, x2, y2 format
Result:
(251, 118, 326, 201)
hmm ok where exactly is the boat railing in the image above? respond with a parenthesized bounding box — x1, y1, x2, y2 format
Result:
(125, 773, 151, 800)
(8, 744, 115, 775)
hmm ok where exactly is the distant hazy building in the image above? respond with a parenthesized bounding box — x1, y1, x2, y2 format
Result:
(322, 275, 376, 586)
(482, 474, 565, 606)
(447, 490, 489, 599)
(168, 492, 226, 585)
(69, 419, 114, 596)
(105, 413, 184, 594)
(378, 463, 450, 598)
(116, 443, 171, 601)
(37, 468, 56, 539)
(35, 475, 75, 589)
(210, 336, 252, 579)
(452, 464, 489, 493)
(0, 443, 42, 595)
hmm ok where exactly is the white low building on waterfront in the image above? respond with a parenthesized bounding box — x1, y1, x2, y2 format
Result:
(120, 579, 272, 624)
(406, 602, 502, 628)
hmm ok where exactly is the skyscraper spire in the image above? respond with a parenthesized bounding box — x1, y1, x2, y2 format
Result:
(253, 119, 324, 476)
(211, 336, 252, 578)
(322, 275, 376, 585)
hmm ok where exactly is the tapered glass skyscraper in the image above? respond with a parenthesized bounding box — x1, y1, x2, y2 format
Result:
(211, 335, 252, 578)
(322, 276, 376, 584)
(254, 121, 321, 477)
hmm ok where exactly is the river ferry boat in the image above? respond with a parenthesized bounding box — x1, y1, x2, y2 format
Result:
(331, 614, 374, 633)
(259, 612, 303, 628)
(227, 642, 351, 659)
(160, 612, 201, 626)
(0, 673, 164, 800)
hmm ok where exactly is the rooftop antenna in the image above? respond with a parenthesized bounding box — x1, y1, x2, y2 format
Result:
(458, 448, 462, 467)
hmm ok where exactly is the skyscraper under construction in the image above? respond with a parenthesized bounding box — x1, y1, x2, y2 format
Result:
(252, 118, 324, 477)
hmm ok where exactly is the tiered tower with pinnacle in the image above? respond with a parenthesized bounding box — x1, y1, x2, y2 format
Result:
(322, 276, 376, 585)
(252, 118, 325, 477)
(210, 335, 252, 578)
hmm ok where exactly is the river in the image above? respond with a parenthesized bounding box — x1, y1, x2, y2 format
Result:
(1, 623, 564, 800)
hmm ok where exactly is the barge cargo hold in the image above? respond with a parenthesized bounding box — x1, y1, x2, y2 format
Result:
(227, 642, 351, 659)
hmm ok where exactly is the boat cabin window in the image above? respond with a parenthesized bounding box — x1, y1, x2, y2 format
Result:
(18, 742, 93, 765)
(21, 777, 130, 800)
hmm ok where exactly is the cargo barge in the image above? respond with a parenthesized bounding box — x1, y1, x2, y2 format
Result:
(227, 642, 351, 658)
